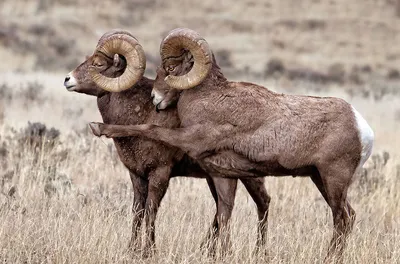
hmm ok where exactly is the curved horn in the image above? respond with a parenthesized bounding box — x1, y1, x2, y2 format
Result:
(90, 31, 146, 92)
(96, 29, 136, 46)
(160, 28, 212, 90)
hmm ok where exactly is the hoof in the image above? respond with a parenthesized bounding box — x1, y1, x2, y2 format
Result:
(89, 122, 102, 137)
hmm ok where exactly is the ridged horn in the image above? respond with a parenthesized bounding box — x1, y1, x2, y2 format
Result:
(160, 28, 212, 90)
(89, 31, 146, 92)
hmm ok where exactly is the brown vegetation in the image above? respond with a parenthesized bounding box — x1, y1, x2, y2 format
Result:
(0, 0, 399, 263)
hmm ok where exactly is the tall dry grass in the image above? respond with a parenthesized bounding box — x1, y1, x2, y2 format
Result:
(0, 73, 399, 263)
(0, 0, 399, 262)
(1, 130, 399, 263)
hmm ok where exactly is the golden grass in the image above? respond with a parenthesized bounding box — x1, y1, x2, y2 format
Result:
(0, 72, 399, 263)
(0, 1, 399, 262)
(0, 134, 399, 263)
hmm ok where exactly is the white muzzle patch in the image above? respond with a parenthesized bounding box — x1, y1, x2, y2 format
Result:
(64, 72, 78, 91)
(151, 89, 166, 106)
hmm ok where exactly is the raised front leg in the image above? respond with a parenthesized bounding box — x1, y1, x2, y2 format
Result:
(142, 166, 171, 258)
(89, 122, 235, 159)
(128, 171, 148, 251)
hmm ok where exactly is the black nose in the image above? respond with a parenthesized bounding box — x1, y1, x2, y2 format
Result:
(64, 76, 70, 83)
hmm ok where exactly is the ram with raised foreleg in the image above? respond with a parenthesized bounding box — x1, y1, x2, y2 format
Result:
(64, 29, 270, 256)
(89, 28, 374, 262)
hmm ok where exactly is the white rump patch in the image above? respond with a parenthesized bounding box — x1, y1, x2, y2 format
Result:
(352, 106, 374, 174)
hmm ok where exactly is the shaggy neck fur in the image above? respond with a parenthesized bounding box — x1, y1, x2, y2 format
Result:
(203, 55, 227, 89)
(97, 76, 155, 125)
(96, 76, 181, 175)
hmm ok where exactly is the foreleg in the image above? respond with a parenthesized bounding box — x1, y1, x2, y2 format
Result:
(89, 122, 234, 159)
(128, 171, 148, 251)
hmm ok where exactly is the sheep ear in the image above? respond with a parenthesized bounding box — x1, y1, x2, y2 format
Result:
(186, 52, 193, 61)
(113, 54, 121, 67)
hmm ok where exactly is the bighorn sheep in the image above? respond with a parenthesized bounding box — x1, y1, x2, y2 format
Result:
(63, 30, 271, 256)
(89, 28, 375, 260)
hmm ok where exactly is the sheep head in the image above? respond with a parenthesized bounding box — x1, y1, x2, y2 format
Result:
(151, 66, 181, 110)
(151, 28, 213, 109)
(64, 30, 146, 95)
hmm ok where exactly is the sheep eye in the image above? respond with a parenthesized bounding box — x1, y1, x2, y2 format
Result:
(92, 60, 103, 67)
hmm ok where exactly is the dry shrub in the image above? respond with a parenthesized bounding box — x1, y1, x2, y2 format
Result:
(286, 67, 331, 83)
(264, 60, 346, 84)
(0, 24, 19, 47)
(62, 107, 84, 119)
(264, 58, 285, 78)
(274, 19, 326, 31)
(271, 39, 286, 49)
(227, 19, 253, 33)
(44, 172, 72, 198)
(327, 63, 346, 84)
(0, 102, 4, 125)
(0, 123, 99, 204)
(19, 81, 46, 106)
(0, 123, 62, 191)
(303, 19, 326, 31)
(395, 109, 400, 122)
(0, 83, 12, 101)
(359, 151, 391, 193)
(0, 81, 47, 106)
(215, 49, 234, 68)
(387, 68, 400, 80)
(349, 66, 364, 85)
(397, 0, 400, 17)
(0, 20, 79, 71)
(19, 122, 60, 150)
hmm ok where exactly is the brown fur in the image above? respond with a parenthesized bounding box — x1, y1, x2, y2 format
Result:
(89, 50, 368, 261)
(64, 38, 271, 256)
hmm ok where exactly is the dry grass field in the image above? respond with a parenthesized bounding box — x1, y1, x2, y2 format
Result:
(1, 0, 400, 263)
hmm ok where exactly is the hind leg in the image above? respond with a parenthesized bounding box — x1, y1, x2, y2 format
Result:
(311, 170, 355, 232)
(200, 177, 220, 254)
(240, 177, 270, 250)
(128, 171, 148, 251)
(212, 177, 238, 257)
(317, 162, 356, 263)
